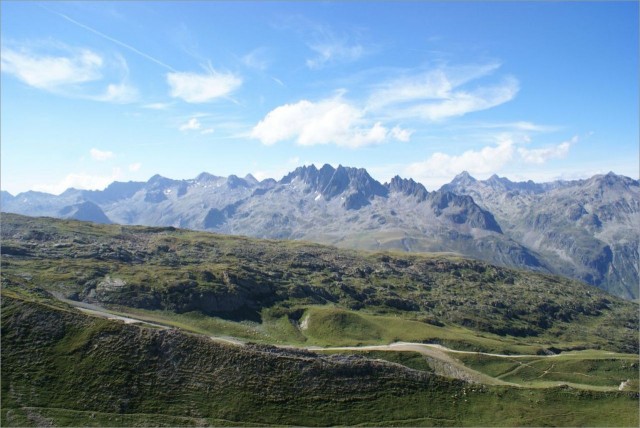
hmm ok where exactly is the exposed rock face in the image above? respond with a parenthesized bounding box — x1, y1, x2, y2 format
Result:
(442, 172, 640, 299)
(2, 165, 638, 298)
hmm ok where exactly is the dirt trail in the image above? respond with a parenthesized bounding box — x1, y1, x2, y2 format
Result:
(312, 342, 520, 386)
(59, 298, 616, 390)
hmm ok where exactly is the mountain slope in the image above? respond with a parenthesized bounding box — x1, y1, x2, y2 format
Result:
(2, 165, 638, 299)
(1, 215, 638, 426)
(442, 172, 640, 299)
(2, 213, 637, 353)
(3, 295, 637, 427)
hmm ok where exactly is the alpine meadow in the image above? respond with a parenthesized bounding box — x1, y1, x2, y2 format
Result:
(1, 2, 638, 427)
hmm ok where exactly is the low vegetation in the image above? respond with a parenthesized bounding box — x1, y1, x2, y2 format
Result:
(1, 214, 638, 426)
(2, 214, 637, 353)
(2, 296, 638, 427)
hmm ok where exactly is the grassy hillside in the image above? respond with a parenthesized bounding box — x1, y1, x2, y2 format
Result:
(1, 214, 639, 426)
(2, 295, 638, 427)
(1, 213, 637, 353)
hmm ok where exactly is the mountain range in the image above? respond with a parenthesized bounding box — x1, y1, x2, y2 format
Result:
(2, 164, 638, 299)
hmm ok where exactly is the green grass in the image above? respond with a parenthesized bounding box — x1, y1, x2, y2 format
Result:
(2, 213, 637, 355)
(2, 214, 639, 426)
(3, 295, 639, 427)
(1, 407, 267, 427)
(454, 352, 639, 391)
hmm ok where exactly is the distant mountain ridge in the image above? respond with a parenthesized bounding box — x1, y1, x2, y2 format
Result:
(2, 165, 638, 299)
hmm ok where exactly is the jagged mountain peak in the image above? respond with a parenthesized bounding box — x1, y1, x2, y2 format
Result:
(587, 171, 638, 189)
(196, 172, 220, 182)
(487, 174, 508, 184)
(244, 173, 258, 185)
(387, 176, 429, 201)
(147, 174, 175, 188)
(3, 166, 638, 300)
(226, 174, 252, 189)
(280, 164, 387, 209)
(428, 190, 503, 233)
(453, 171, 477, 183)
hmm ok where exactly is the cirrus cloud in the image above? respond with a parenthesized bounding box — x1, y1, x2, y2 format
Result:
(1, 42, 137, 103)
(368, 63, 519, 122)
(167, 68, 242, 103)
(1, 46, 103, 89)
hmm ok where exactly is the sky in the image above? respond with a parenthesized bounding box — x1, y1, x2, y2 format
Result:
(1, 1, 638, 195)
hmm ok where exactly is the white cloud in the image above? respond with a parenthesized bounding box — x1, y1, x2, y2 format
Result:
(293, 20, 367, 69)
(404, 134, 579, 190)
(178, 117, 214, 134)
(367, 64, 518, 122)
(1, 47, 103, 90)
(307, 40, 364, 69)
(128, 162, 142, 172)
(179, 118, 201, 131)
(167, 69, 242, 103)
(93, 82, 138, 103)
(90, 148, 115, 161)
(406, 138, 516, 185)
(478, 121, 559, 132)
(518, 136, 576, 164)
(368, 63, 501, 109)
(241, 48, 270, 70)
(407, 77, 519, 121)
(391, 126, 412, 142)
(1, 43, 138, 103)
(141, 102, 172, 110)
(251, 96, 410, 148)
(33, 168, 122, 195)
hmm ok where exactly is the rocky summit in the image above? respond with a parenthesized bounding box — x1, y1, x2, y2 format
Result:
(2, 165, 638, 299)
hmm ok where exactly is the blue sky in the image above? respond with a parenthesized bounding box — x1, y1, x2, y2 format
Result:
(1, 1, 638, 194)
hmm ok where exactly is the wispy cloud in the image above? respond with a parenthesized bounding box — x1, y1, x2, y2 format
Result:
(368, 63, 519, 121)
(1, 42, 137, 103)
(167, 67, 242, 103)
(277, 16, 368, 69)
(306, 38, 364, 69)
(47, 7, 176, 71)
(94, 81, 138, 103)
(179, 117, 214, 134)
(251, 61, 517, 148)
(368, 63, 501, 110)
(179, 117, 202, 131)
(518, 136, 576, 164)
(476, 121, 560, 132)
(251, 95, 410, 148)
(403, 77, 519, 121)
(1, 46, 103, 90)
(241, 48, 270, 71)
(141, 102, 172, 110)
(90, 148, 115, 161)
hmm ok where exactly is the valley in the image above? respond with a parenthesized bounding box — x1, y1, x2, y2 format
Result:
(1, 214, 638, 426)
